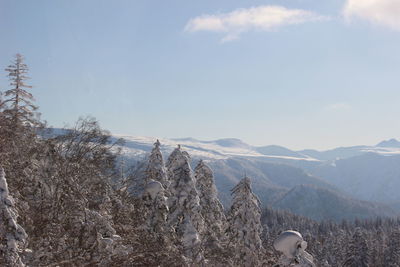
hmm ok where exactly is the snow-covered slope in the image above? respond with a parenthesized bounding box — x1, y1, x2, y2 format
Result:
(115, 135, 321, 162)
(117, 135, 265, 159)
(117, 135, 400, 162)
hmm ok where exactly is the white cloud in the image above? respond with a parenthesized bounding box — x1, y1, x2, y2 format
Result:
(185, 5, 327, 42)
(343, 0, 400, 30)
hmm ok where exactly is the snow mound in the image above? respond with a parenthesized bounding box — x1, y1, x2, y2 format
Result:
(144, 179, 163, 199)
(274, 230, 306, 258)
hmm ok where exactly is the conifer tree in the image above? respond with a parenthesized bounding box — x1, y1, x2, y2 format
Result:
(142, 179, 169, 234)
(227, 176, 264, 267)
(3, 54, 39, 127)
(145, 140, 168, 189)
(370, 227, 386, 267)
(384, 231, 400, 266)
(342, 228, 370, 267)
(0, 168, 27, 267)
(194, 160, 228, 263)
(166, 146, 205, 265)
(0, 54, 42, 195)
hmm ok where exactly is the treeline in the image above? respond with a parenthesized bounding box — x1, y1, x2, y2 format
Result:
(264, 207, 400, 266)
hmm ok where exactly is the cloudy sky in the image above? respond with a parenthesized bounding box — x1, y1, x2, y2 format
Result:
(1, 0, 400, 150)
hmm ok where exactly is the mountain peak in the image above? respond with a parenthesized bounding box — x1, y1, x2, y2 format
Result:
(376, 138, 400, 148)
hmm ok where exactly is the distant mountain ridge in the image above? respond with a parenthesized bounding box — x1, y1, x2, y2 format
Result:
(376, 138, 400, 148)
(272, 184, 394, 221)
(115, 134, 400, 162)
(47, 128, 399, 162)
(46, 128, 400, 221)
(308, 153, 400, 204)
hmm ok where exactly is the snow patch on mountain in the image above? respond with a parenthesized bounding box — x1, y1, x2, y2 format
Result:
(115, 135, 321, 161)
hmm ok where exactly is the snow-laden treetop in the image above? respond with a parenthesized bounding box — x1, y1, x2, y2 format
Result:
(231, 176, 261, 209)
(194, 160, 218, 199)
(146, 139, 168, 188)
(166, 145, 191, 174)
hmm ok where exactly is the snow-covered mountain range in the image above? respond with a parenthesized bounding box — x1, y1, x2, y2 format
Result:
(112, 134, 400, 221)
(45, 129, 400, 221)
(115, 134, 400, 162)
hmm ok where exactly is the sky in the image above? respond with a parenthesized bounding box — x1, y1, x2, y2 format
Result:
(1, 0, 400, 150)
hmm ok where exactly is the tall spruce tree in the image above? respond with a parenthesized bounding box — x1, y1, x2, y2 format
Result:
(384, 231, 400, 266)
(145, 140, 169, 189)
(227, 176, 264, 267)
(342, 228, 370, 267)
(194, 160, 228, 264)
(0, 53, 41, 180)
(166, 146, 205, 265)
(3, 54, 38, 127)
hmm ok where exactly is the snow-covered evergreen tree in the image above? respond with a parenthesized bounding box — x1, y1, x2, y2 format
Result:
(142, 179, 169, 233)
(145, 140, 168, 189)
(370, 227, 386, 267)
(384, 230, 400, 266)
(0, 168, 27, 267)
(343, 228, 370, 267)
(227, 176, 264, 267)
(166, 146, 205, 265)
(3, 53, 39, 127)
(194, 160, 228, 263)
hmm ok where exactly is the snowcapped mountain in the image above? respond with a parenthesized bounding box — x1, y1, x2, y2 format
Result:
(116, 135, 269, 160)
(115, 135, 321, 162)
(116, 135, 400, 163)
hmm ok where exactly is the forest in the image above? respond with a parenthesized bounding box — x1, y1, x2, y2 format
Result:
(1, 54, 400, 267)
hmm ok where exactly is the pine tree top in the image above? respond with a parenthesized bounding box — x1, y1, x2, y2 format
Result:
(231, 176, 252, 195)
(167, 145, 191, 170)
(155, 139, 161, 147)
(194, 160, 212, 176)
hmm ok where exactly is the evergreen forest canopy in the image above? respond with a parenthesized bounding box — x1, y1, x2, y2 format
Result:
(1, 54, 400, 266)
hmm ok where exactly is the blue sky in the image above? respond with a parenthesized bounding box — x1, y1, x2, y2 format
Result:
(1, 0, 400, 150)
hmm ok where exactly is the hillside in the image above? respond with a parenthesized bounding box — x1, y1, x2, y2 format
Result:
(272, 184, 394, 221)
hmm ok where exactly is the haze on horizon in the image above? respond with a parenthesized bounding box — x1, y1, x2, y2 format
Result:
(1, 0, 400, 150)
